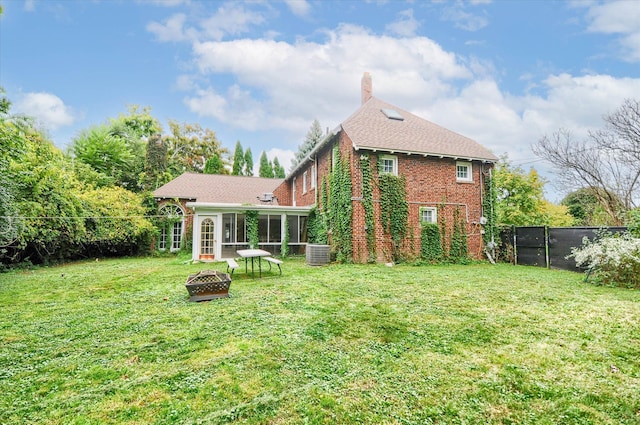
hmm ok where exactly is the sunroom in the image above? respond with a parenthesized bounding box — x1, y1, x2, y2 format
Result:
(187, 203, 312, 262)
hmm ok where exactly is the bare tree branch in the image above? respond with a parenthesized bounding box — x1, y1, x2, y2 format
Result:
(532, 99, 640, 224)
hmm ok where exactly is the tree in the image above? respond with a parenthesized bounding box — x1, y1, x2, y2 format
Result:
(244, 147, 254, 176)
(232, 141, 245, 176)
(164, 120, 227, 175)
(561, 188, 617, 226)
(71, 124, 133, 185)
(140, 133, 170, 191)
(273, 157, 285, 178)
(291, 119, 324, 170)
(1, 92, 155, 267)
(259, 151, 274, 178)
(493, 156, 573, 226)
(204, 154, 225, 174)
(70, 106, 162, 191)
(533, 99, 640, 225)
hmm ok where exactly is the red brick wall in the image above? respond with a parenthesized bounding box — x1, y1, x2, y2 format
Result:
(277, 133, 492, 263)
(348, 143, 491, 263)
(276, 136, 337, 208)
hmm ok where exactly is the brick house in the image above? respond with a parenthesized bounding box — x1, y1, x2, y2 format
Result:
(154, 73, 497, 263)
(273, 72, 498, 262)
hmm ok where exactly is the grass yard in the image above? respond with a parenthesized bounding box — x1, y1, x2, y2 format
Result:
(1, 256, 639, 424)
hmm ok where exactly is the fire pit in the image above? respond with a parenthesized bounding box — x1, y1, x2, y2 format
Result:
(185, 270, 232, 302)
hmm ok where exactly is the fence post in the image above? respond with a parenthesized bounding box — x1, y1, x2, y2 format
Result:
(544, 225, 550, 269)
(513, 225, 517, 265)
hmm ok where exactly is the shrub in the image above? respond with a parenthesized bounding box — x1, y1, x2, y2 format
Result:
(626, 208, 640, 237)
(569, 232, 640, 288)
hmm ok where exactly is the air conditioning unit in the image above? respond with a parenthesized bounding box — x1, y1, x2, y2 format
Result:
(259, 193, 274, 202)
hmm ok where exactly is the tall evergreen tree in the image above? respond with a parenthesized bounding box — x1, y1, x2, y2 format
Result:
(244, 147, 254, 176)
(232, 140, 245, 175)
(204, 153, 225, 174)
(291, 119, 324, 170)
(259, 151, 274, 178)
(273, 157, 285, 178)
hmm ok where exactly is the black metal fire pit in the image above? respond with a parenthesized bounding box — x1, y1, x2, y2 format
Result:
(185, 270, 231, 302)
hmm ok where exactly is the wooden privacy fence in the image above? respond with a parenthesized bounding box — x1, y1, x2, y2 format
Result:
(500, 226, 628, 271)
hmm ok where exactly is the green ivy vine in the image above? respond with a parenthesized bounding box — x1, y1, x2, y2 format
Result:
(449, 206, 469, 263)
(359, 154, 376, 262)
(420, 223, 443, 263)
(378, 173, 408, 262)
(326, 149, 353, 262)
(245, 210, 259, 249)
(307, 206, 328, 244)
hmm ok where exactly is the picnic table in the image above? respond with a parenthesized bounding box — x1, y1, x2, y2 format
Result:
(236, 249, 274, 278)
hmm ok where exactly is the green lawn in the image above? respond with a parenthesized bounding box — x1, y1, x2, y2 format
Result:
(1, 256, 639, 424)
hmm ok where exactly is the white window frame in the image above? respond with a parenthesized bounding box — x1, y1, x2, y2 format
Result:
(158, 204, 184, 252)
(292, 177, 297, 206)
(420, 207, 438, 224)
(303, 171, 308, 194)
(379, 155, 398, 176)
(311, 164, 316, 189)
(456, 161, 473, 182)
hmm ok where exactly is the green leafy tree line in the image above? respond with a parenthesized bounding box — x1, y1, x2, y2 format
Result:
(0, 91, 154, 267)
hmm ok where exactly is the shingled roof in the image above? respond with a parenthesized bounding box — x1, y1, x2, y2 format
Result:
(153, 173, 284, 205)
(342, 97, 498, 162)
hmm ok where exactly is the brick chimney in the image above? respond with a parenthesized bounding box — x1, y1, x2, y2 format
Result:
(361, 72, 372, 105)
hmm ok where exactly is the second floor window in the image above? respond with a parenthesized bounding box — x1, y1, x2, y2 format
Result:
(456, 161, 472, 182)
(379, 155, 398, 175)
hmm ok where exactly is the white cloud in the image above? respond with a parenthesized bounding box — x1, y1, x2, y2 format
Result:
(160, 6, 638, 200)
(385, 9, 420, 37)
(16, 92, 75, 131)
(184, 24, 471, 136)
(24, 0, 35, 12)
(284, 0, 311, 17)
(138, 0, 190, 6)
(441, 3, 489, 32)
(199, 3, 265, 41)
(265, 147, 296, 174)
(584, 0, 640, 62)
(147, 3, 265, 43)
(147, 13, 192, 42)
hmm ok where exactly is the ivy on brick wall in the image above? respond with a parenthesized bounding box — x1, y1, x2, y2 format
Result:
(307, 206, 328, 244)
(360, 154, 376, 262)
(379, 173, 408, 262)
(449, 206, 469, 263)
(420, 223, 443, 263)
(438, 202, 448, 259)
(327, 149, 353, 262)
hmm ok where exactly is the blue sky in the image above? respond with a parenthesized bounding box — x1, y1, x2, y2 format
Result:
(1, 0, 639, 200)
